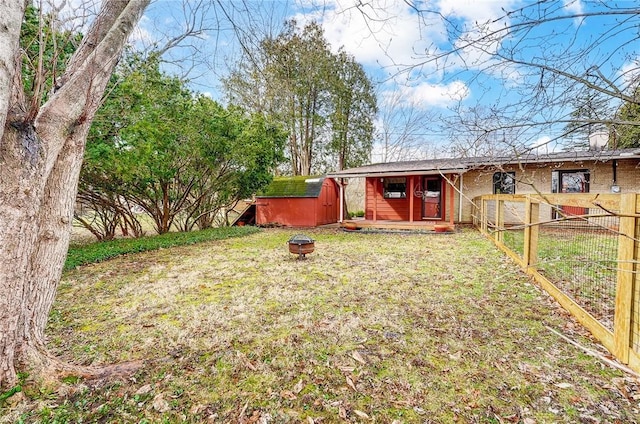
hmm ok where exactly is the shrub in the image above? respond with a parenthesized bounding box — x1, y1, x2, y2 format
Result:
(65, 226, 261, 271)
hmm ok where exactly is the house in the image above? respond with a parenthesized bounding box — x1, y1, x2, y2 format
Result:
(254, 176, 339, 227)
(327, 148, 640, 230)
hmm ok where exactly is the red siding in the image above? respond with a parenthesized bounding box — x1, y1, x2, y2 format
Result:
(365, 176, 421, 220)
(257, 197, 318, 227)
(365, 175, 449, 221)
(256, 178, 339, 227)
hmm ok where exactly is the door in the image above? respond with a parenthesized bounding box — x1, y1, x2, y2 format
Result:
(320, 180, 337, 224)
(422, 176, 442, 219)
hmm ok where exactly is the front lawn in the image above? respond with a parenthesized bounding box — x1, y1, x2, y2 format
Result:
(3, 228, 638, 423)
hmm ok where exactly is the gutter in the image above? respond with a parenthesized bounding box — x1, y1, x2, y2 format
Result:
(327, 168, 469, 179)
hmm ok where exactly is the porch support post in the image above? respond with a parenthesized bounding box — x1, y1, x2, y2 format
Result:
(409, 176, 414, 223)
(338, 178, 344, 223)
(458, 173, 464, 223)
(373, 178, 378, 222)
(449, 174, 455, 227)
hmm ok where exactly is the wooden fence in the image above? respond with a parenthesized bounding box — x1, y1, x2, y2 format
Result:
(473, 193, 640, 372)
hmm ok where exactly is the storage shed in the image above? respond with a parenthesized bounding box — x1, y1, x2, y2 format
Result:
(255, 176, 339, 227)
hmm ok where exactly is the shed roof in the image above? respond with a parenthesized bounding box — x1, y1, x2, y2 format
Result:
(257, 176, 327, 198)
(327, 148, 640, 178)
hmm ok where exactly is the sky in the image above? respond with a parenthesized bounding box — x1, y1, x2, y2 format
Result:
(131, 0, 639, 161)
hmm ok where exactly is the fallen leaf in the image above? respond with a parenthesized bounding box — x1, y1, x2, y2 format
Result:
(280, 390, 297, 400)
(503, 413, 520, 422)
(189, 404, 207, 415)
(352, 350, 367, 364)
(354, 410, 369, 419)
(338, 365, 356, 373)
(346, 376, 357, 392)
(449, 351, 462, 361)
(307, 417, 314, 424)
(247, 410, 261, 424)
(339, 406, 347, 419)
(135, 384, 153, 395)
(293, 378, 304, 394)
(555, 382, 573, 389)
(258, 413, 273, 424)
(152, 393, 170, 413)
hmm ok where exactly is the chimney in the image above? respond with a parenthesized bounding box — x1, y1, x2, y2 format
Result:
(588, 130, 609, 151)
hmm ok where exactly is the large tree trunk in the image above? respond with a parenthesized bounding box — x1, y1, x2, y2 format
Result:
(0, 0, 150, 389)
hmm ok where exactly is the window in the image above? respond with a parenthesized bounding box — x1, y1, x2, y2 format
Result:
(493, 172, 515, 194)
(551, 170, 590, 193)
(383, 177, 406, 198)
(551, 169, 591, 219)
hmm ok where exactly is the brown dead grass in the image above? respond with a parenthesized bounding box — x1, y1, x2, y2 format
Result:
(4, 228, 640, 423)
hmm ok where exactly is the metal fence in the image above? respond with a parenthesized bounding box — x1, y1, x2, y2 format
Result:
(473, 193, 640, 372)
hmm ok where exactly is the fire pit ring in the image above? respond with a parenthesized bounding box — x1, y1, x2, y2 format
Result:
(288, 234, 315, 259)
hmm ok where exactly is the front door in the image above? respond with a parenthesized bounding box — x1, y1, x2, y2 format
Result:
(422, 176, 442, 219)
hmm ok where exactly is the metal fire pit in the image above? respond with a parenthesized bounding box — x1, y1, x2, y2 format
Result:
(288, 234, 315, 259)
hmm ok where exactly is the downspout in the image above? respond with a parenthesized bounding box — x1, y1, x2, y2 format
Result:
(611, 160, 620, 193)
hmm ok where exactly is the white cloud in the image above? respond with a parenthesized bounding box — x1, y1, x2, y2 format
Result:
(562, 0, 584, 16)
(561, 0, 586, 27)
(290, 0, 526, 85)
(292, 0, 447, 73)
(392, 81, 470, 108)
(436, 0, 520, 71)
(42, 0, 101, 32)
(437, 0, 517, 26)
(530, 135, 561, 154)
(619, 58, 640, 91)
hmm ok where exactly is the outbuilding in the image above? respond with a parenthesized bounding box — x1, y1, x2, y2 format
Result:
(255, 176, 339, 227)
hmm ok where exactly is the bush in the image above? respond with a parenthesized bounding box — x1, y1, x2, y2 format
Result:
(65, 226, 261, 271)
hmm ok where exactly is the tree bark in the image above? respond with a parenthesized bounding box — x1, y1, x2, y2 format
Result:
(0, 0, 150, 388)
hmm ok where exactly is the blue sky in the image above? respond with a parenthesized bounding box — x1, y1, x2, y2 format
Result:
(132, 0, 639, 160)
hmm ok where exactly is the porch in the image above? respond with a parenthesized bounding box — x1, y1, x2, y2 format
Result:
(332, 171, 462, 232)
(340, 218, 455, 232)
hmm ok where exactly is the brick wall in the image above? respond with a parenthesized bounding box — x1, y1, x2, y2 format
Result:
(459, 158, 640, 223)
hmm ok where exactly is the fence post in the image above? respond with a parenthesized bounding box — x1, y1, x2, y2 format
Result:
(613, 193, 637, 364)
(481, 198, 488, 234)
(495, 197, 504, 243)
(523, 197, 539, 268)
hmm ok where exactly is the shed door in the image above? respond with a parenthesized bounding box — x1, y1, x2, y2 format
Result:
(422, 176, 443, 219)
(320, 180, 337, 224)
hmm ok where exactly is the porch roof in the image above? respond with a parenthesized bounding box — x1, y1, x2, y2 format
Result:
(327, 148, 640, 178)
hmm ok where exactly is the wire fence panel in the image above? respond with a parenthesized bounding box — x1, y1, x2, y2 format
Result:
(536, 216, 620, 331)
(501, 200, 526, 259)
(473, 193, 639, 372)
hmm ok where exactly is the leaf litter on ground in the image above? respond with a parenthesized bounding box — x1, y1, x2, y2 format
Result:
(3, 228, 640, 423)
